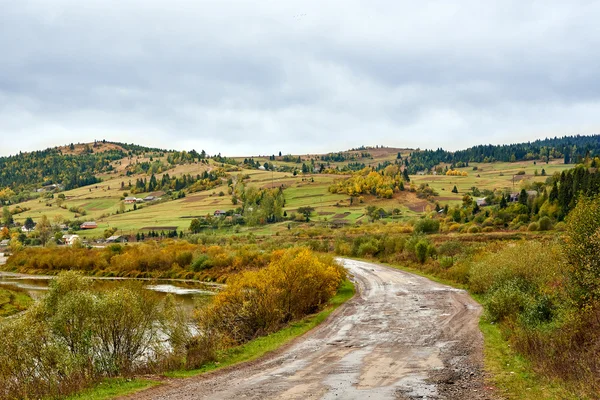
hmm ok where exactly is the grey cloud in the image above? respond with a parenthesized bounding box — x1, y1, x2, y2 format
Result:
(1, 0, 600, 157)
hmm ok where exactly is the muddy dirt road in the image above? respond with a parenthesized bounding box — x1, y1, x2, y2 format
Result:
(125, 258, 494, 400)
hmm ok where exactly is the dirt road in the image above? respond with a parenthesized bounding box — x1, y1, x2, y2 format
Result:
(124, 258, 494, 400)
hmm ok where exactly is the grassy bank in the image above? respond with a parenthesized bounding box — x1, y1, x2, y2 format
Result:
(65, 379, 161, 400)
(68, 278, 355, 399)
(168, 278, 355, 377)
(0, 287, 32, 317)
(378, 259, 584, 400)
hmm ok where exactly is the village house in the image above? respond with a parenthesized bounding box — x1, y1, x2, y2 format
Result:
(214, 210, 227, 217)
(62, 234, 80, 246)
(80, 221, 98, 229)
(106, 235, 124, 243)
(510, 190, 538, 202)
(476, 198, 488, 207)
(124, 197, 138, 204)
(143, 195, 156, 202)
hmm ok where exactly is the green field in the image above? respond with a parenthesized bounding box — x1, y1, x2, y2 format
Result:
(8, 150, 572, 238)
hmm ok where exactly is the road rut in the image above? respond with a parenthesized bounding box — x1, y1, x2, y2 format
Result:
(124, 258, 495, 399)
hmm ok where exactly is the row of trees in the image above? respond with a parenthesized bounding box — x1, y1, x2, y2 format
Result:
(329, 166, 410, 198)
(126, 169, 226, 194)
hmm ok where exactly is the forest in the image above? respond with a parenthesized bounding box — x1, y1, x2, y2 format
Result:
(406, 134, 600, 173)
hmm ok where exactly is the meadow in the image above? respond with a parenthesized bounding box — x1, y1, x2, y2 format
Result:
(7, 147, 572, 240)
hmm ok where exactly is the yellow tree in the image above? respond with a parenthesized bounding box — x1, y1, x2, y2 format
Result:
(36, 215, 53, 247)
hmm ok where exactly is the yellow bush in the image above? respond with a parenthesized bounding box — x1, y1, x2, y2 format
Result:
(198, 248, 345, 344)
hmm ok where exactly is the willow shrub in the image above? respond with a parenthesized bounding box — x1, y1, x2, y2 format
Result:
(0, 271, 187, 399)
(198, 248, 345, 345)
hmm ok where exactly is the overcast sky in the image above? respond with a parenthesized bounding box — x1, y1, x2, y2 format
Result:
(1, 0, 599, 157)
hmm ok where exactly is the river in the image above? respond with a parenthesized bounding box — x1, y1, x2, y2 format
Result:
(0, 252, 219, 313)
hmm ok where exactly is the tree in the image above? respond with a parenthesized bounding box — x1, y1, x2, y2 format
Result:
(297, 206, 315, 221)
(24, 217, 35, 231)
(189, 218, 202, 233)
(36, 215, 52, 246)
(518, 189, 528, 205)
(451, 185, 458, 194)
(499, 194, 507, 209)
(564, 195, 600, 305)
(2, 206, 13, 226)
(472, 200, 480, 215)
(402, 169, 410, 182)
(462, 194, 473, 208)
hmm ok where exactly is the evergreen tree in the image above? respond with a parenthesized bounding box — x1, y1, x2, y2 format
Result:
(518, 189, 528, 205)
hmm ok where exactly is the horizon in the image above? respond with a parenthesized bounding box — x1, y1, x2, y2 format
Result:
(1, 132, 597, 159)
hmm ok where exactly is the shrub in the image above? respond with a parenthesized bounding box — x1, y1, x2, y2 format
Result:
(482, 226, 494, 233)
(448, 223, 461, 232)
(0, 271, 185, 399)
(439, 256, 454, 269)
(564, 195, 600, 305)
(554, 221, 566, 231)
(538, 216, 553, 231)
(175, 251, 193, 267)
(197, 248, 344, 344)
(469, 241, 563, 295)
(357, 240, 379, 257)
(413, 218, 440, 234)
(528, 222, 539, 231)
(415, 240, 429, 263)
(485, 279, 530, 323)
(467, 225, 481, 233)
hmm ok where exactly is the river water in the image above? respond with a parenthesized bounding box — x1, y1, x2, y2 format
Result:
(0, 253, 219, 313)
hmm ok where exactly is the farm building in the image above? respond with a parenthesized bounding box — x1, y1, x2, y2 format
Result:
(80, 221, 98, 229)
(214, 210, 227, 217)
(106, 235, 125, 243)
(62, 234, 80, 246)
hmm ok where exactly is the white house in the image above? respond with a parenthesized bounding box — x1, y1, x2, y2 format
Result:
(62, 234, 80, 246)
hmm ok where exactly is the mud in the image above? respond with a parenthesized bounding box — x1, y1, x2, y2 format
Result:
(123, 258, 497, 400)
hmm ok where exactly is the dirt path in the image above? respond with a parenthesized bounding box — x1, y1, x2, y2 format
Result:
(123, 258, 495, 400)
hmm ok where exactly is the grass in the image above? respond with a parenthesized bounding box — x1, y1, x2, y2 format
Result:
(10, 152, 573, 239)
(0, 287, 33, 317)
(64, 378, 161, 400)
(479, 319, 584, 400)
(167, 278, 355, 378)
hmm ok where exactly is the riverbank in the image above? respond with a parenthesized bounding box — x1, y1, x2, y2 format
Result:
(0, 286, 32, 317)
(67, 279, 356, 400)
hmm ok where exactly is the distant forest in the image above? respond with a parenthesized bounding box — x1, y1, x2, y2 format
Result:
(407, 134, 600, 173)
(0, 141, 165, 201)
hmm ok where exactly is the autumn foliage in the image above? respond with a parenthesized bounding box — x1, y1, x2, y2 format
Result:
(197, 248, 345, 344)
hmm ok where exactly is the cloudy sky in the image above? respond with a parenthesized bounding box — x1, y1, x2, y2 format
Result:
(1, 0, 599, 157)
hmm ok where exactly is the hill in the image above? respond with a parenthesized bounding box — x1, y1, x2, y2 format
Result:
(1, 135, 598, 239)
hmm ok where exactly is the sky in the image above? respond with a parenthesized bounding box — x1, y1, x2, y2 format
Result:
(1, 0, 600, 157)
